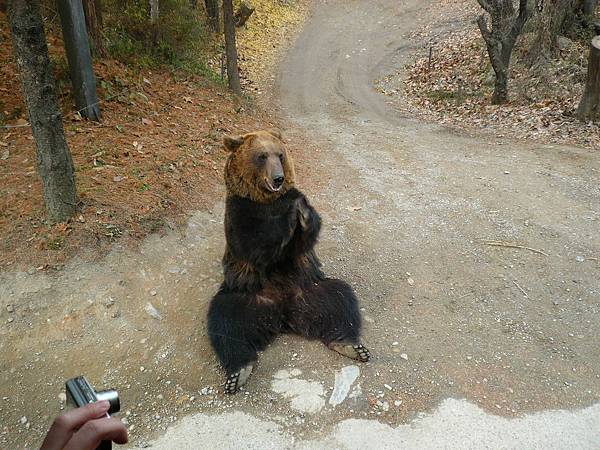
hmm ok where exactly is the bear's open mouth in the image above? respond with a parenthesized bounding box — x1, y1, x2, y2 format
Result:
(265, 179, 283, 193)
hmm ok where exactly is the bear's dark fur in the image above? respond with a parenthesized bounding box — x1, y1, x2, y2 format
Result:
(207, 130, 369, 393)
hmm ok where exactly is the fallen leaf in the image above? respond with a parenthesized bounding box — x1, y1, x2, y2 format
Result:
(141, 118, 153, 126)
(0, 141, 8, 147)
(183, 96, 193, 103)
(113, 175, 127, 182)
(15, 118, 28, 126)
(1, 149, 8, 160)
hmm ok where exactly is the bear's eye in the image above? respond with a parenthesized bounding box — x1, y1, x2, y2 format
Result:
(278, 153, 284, 161)
(258, 153, 268, 161)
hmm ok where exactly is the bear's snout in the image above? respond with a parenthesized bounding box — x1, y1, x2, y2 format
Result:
(272, 176, 285, 189)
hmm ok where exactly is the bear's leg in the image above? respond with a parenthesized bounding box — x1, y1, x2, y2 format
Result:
(284, 278, 370, 362)
(208, 290, 280, 393)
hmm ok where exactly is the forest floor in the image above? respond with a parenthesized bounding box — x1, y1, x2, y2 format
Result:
(1, 0, 600, 448)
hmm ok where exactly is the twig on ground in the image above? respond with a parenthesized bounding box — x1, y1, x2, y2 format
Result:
(478, 240, 548, 256)
(513, 280, 529, 298)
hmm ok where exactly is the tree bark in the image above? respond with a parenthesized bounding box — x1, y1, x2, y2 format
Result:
(8, 0, 78, 223)
(82, 0, 106, 57)
(577, 36, 600, 120)
(223, 0, 241, 94)
(57, 0, 102, 121)
(205, 0, 220, 32)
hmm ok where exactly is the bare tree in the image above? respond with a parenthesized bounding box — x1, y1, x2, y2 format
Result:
(149, 0, 159, 45)
(577, 36, 600, 120)
(477, 0, 534, 104)
(82, 0, 106, 57)
(8, 0, 78, 222)
(205, 0, 220, 32)
(223, 0, 241, 94)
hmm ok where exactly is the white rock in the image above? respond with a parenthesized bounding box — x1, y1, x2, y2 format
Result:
(400, 353, 408, 360)
(145, 302, 163, 320)
(329, 365, 360, 407)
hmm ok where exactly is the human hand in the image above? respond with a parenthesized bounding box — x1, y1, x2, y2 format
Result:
(40, 400, 128, 450)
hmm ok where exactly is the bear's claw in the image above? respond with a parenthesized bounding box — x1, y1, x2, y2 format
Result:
(353, 344, 371, 362)
(224, 364, 253, 394)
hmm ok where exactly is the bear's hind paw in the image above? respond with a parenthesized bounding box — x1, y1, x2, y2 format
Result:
(329, 343, 371, 362)
(224, 364, 254, 394)
(353, 344, 371, 362)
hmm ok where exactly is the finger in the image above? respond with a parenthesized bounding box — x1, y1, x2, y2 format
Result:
(64, 417, 128, 450)
(40, 401, 110, 450)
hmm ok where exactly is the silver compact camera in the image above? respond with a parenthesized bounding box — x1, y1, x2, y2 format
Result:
(66, 376, 121, 450)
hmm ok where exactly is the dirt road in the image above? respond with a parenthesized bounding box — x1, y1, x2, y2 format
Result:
(1, 0, 600, 448)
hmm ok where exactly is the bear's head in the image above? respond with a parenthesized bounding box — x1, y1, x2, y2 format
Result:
(223, 129, 295, 203)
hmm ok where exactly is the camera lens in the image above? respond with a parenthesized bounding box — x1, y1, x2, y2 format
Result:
(96, 389, 120, 414)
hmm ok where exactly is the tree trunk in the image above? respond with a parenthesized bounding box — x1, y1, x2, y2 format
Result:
(8, 0, 78, 223)
(527, 0, 577, 64)
(205, 0, 220, 33)
(235, 0, 254, 27)
(82, 0, 106, 57)
(584, 0, 598, 15)
(57, 0, 102, 121)
(477, 0, 533, 104)
(223, 0, 241, 94)
(149, 0, 159, 46)
(492, 67, 509, 104)
(577, 36, 600, 120)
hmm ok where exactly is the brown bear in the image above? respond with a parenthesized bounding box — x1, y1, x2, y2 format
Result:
(207, 130, 370, 394)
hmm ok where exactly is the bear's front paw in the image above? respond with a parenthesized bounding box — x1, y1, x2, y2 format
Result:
(224, 364, 254, 394)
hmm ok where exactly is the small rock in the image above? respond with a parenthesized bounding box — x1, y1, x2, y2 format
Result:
(58, 393, 67, 402)
(111, 310, 121, 319)
(27, 268, 36, 275)
(407, 277, 414, 286)
(1, 149, 9, 160)
(503, 171, 510, 175)
(400, 353, 408, 361)
(394, 400, 402, 407)
(167, 267, 181, 274)
(382, 401, 390, 412)
(392, 341, 399, 346)
(150, 290, 157, 296)
(6, 305, 14, 313)
(575, 255, 585, 263)
(20, 416, 27, 425)
(145, 302, 162, 320)
(104, 297, 116, 308)
(140, 366, 145, 372)
(384, 384, 392, 391)
(7, 317, 14, 323)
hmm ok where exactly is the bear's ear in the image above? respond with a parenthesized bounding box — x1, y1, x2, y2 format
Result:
(265, 128, 283, 141)
(223, 135, 244, 152)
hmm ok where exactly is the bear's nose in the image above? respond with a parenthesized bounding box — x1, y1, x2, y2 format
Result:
(273, 176, 284, 188)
